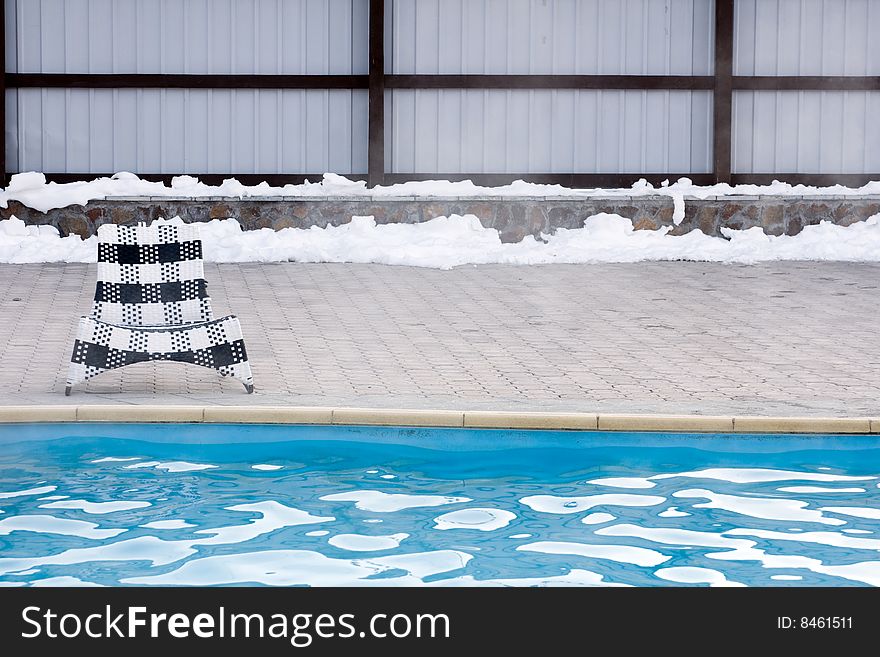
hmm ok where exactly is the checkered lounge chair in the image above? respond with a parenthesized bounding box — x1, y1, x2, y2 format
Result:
(65, 222, 254, 395)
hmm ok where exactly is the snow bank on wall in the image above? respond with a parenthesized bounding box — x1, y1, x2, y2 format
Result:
(3, 213, 880, 268)
(2, 172, 880, 219)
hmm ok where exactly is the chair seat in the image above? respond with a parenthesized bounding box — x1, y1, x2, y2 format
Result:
(68, 314, 252, 389)
(74, 314, 246, 355)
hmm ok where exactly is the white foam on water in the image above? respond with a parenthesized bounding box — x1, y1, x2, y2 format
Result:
(195, 501, 334, 545)
(777, 486, 867, 494)
(0, 485, 57, 499)
(724, 528, 880, 551)
(39, 500, 151, 514)
(509, 533, 533, 539)
(30, 576, 103, 587)
(121, 548, 473, 586)
(0, 536, 650, 586)
(366, 550, 473, 579)
(653, 468, 873, 484)
(156, 461, 218, 473)
(596, 524, 753, 550)
(841, 529, 872, 534)
(819, 506, 880, 520)
(327, 533, 409, 552)
(37, 495, 68, 501)
(251, 464, 283, 471)
(433, 508, 516, 532)
(654, 566, 746, 587)
(140, 519, 195, 530)
(380, 475, 396, 480)
(811, 561, 880, 587)
(517, 541, 670, 567)
(587, 477, 656, 489)
(305, 530, 330, 537)
(122, 549, 391, 586)
(770, 575, 804, 581)
(580, 512, 616, 525)
(0, 536, 200, 574)
(519, 493, 666, 514)
(91, 457, 141, 463)
(123, 461, 216, 472)
(678, 529, 880, 586)
(11, 529, 308, 575)
(320, 490, 471, 513)
(658, 507, 691, 518)
(598, 524, 860, 584)
(428, 569, 629, 587)
(706, 544, 823, 571)
(0, 515, 126, 540)
(672, 489, 846, 526)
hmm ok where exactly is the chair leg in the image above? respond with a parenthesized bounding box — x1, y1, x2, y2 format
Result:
(65, 385, 72, 396)
(245, 383, 255, 394)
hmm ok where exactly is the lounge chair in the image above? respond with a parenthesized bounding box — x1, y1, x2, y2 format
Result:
(65, 222, 254, 394)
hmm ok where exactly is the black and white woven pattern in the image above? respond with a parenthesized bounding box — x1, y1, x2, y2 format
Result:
(66, 223, 254, 392)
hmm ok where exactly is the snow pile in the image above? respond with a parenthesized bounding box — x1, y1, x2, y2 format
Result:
(3, 172, 880, 218)
(4, 213, 880, 268)
(0, 216, 95, 263)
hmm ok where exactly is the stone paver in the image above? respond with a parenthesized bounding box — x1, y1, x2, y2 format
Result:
(0, 261, 878, 416)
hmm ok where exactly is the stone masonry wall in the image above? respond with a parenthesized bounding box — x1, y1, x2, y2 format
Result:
(2, 196, 879, 243)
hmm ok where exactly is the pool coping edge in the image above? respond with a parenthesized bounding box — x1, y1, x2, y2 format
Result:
(0, 405, 877, 434)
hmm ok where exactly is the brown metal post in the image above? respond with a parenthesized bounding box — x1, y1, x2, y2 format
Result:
(367, 0, 385, 188)
(713, 0, 734, 185)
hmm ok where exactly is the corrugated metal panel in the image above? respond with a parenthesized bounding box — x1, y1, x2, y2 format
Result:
(387, 1, 714, 174)
(6, 0, 368, 75)
(735, 0, 880, 75)
(5, 0, 879, 178)
(4, 0, 368, 174)
(390, 89, 712, 173)
(10, 88, 368, 174)
(388, 0, 715, 75)
(735, 0, 880, 176)
(732, 91, 880, 173)
(3, 0, 16, 73)
(5, 90, 18, 172)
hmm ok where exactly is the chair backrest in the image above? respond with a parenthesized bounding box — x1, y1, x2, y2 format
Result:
(92, 222, 214, 326)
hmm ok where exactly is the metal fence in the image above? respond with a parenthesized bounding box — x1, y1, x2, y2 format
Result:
(2, 0, 878, 188)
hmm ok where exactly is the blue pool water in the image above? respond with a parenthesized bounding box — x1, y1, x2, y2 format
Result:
(0, 424, 879, 587)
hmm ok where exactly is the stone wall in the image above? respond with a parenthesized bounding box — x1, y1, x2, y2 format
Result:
(3, 195, 879, 243)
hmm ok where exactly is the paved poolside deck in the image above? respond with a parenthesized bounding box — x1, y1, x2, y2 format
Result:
(0, 261, 878, 419)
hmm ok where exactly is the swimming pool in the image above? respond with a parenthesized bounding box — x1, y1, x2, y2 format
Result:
(0, 423, 878, 587)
